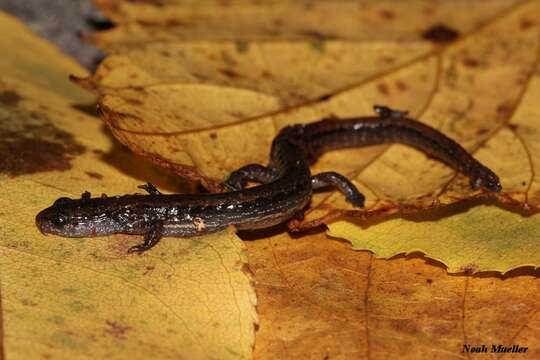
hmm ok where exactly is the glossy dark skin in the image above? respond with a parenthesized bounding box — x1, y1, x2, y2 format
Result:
(36, 106, 501, 253)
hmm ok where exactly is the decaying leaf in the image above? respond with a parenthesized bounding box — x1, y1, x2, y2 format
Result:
(0, 12, 256, 360)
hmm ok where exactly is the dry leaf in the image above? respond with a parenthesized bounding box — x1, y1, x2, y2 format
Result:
(90, 0, 521, 47)
(245, 231, 540, 359)
(0, 12, 256, 360)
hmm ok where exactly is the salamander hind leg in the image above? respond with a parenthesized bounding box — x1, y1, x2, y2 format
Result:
(127, 222, 164, 254)
(223, 164, 279, 191)
(312, 172, 365, 208)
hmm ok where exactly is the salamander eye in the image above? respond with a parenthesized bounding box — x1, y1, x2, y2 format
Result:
(52, 213, 67, 226)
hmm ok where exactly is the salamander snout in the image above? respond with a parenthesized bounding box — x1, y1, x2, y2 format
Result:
(35, 207, 70, 236)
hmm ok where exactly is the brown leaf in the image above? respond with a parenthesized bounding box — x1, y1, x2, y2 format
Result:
(245, 231, 540, 359)
(90, 0, 521, 48)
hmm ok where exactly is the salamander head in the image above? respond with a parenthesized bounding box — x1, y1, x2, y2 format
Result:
(470, 166, 502, 192)
(36, 196, 119, 237)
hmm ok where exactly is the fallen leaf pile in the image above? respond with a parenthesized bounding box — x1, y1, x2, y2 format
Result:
(0, 1, 539, 359)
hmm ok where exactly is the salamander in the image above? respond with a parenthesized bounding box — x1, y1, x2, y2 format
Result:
(36, 106, 501, 253)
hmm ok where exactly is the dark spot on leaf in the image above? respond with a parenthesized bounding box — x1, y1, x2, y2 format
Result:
(379, 10, 395, 20)
(422, 24, 459, 43)
(522, 181, 527, 187)
(507, 123, 518, 131)
(210, 133, 218, 140)
(104, 320, 132, 339)
(476, 128, 489, 135)
(219, 68, 241, 79)
(380, 56, 395, 64)
(0, 112, 86, 177)
(463, 58, 480, 68)
(426, 278, 433, 284)
(85, 171, 103, 179)
(377, 83, 390, 95)
(395, 80, 408, 92)
(126, 98, 143, 105)
(261, 70, 273, 79)
(422, 6, 435, 15)
(520, 18, 535, 30)
(143, 265, 155, 276)
(0, 90, 22, 106)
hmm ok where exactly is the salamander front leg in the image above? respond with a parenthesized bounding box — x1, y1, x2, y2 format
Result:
(223, 164, 279, 191)
(127, 222, 164, 254)
(138, 183, 162, 195)
(312, 172, 365, 207)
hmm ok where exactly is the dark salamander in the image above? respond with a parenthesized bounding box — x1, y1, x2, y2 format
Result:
(36, 106, 501, 253)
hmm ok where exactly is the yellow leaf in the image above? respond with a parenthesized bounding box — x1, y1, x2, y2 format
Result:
(0, 12, 89, 102)
(90, 41, 433, 106)
(90, 0, 521, 48)
(329, 203, 540, 273)
(0, 12, 256, 360)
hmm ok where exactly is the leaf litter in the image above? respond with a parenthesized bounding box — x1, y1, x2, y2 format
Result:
(85, 2, 540, 356)
(2, 1, 539, 360)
